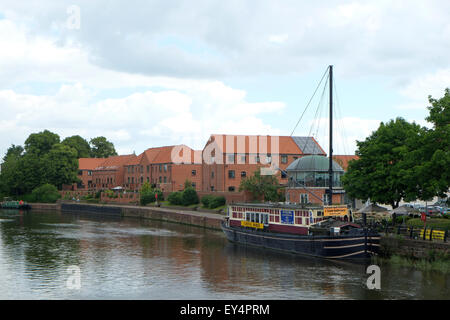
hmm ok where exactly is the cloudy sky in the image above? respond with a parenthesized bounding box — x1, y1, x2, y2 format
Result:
(0, 0, 449, 157)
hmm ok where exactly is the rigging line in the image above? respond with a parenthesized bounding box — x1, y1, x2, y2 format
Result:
(290, 66, 330, 137)
(302, 72, 329, 156)
(333, 78, 350, 156)
(313, 77, 327, 141)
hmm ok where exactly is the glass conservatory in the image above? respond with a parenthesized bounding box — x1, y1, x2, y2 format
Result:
(286, 155, 344, 188)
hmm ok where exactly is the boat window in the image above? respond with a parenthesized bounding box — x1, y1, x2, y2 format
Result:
(255, 213, 259, 223)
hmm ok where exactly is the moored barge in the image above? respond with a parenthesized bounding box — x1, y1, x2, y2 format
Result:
(222, 202, 379, 260)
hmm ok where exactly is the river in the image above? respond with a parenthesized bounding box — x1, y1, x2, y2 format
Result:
(0, 209, 448, 299)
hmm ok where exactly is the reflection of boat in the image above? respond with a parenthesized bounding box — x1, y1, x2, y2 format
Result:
(222, 66, 380, 260)
(1, 197, 30, 210)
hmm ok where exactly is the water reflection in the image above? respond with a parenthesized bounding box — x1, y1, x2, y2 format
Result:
(0, 210, 448, 299)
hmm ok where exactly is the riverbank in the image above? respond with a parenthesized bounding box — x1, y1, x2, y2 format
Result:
(26, 202, 450, 270)
(54, 201, 224, 230)
(377, 234, 450, 273)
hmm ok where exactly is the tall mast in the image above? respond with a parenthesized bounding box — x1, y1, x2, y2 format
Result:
(328, 65, 333, 206)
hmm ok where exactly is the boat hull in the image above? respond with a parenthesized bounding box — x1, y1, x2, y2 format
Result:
(221, 222, 379, 260)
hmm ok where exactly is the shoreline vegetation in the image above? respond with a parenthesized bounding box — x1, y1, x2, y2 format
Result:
(373, 254, 450, 274)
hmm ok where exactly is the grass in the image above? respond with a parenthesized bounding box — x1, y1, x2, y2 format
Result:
(406, 218, 450, 230)
(374, 254, 450, 274)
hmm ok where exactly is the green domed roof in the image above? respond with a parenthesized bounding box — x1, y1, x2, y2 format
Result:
(286, 155, 344, 172)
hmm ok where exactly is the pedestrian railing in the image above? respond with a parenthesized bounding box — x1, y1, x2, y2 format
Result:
(369, 223, 448, 243)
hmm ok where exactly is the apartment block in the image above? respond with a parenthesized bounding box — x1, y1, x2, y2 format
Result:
(201, 134, 326, 192)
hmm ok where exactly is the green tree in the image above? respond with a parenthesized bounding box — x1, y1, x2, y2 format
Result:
(17, 153, 44, 194)
(342, 118, 424, 208)
(239, 168, 282, 202)
(31, 183, 61, 203)
(62, 135, 91, 158)
(24, 130, 60, 156)
(42, 144, 79, 188)
(90, 136, 118, 158)
(413, 88, 450, 200)
(0, 145, 24, 196)
(2, 144, 23, 162)
(181, 187, 199, 206)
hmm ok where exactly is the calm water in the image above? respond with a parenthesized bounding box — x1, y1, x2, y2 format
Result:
(0, 209, 448, 300)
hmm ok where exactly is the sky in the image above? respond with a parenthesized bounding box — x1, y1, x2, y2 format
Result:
(0, 0, 449, 158)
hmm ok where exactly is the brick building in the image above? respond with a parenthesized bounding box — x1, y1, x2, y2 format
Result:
(70, 135, 357, 205)
(122, 145, 202, 192)
(74, 158, 106, 190)
(150, 145, 202, 192)
(92, 154, 136, 190)
(201, 134, 326, 192)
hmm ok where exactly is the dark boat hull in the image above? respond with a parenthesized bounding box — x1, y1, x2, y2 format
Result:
(221, 222, 379, 260)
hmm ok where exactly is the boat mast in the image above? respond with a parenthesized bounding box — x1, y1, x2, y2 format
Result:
(328, 65, 333, 206)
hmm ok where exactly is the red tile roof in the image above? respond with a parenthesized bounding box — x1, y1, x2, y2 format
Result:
(142, 145, 200, 164)
(125, 153, 144, 166)
(78, 158, 106, 170)
(205, 134, 325, 155)
(95, 154, 136, 170)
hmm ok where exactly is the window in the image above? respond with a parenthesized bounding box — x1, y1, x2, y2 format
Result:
(227, 154, 235, 163)
(281, 155, 288, 164)
(131, 177, 134, 184)
(127, 167, 130, 173)
(159, 164, 162, 172)
(255, 156, 260, 163)
(131, 166, 134, 173)
(241, 171, 246, 178)
(140, 177, 143, 183)
(88, 171, 92, 176)
(240, 155, 246, 163)
(147, 165, 150, 173)
(228, 186, 235, 192)
(192, 170, 196, 176)
(147, 177, 149, 182)
(301, 193, 308, 204)
(163, 176, 167, 183)
(128, 177, 130, 183)
(159, 176, 162, 183)
(266, 154, 272, 163)
(228, 170, 235, 178)
(164, 164, 167, 172)
(281, 171, 287, 179)
(78, 170, 83, 175)
(210, 186, 215, 191)
(211, 171, 214, 178)
(192, 182, 196, 189)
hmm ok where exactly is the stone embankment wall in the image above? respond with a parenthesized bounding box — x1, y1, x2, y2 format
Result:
(380, 234, 449, 259)
(57, 202, 223, 230)
(29, 203, 61, 211)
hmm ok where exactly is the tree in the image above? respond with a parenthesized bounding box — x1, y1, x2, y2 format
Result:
(0, 145, 24, 196)
(42, 144, 79, 188)
(31, 184, 61, 203)
(62, 135, 91, 158)
(413, 88, 450, 200)
(342, 118, 424, 209)
(24, 130, 60, 156)
(2, 144, 23, 162)
(90, 136, 118, 158)
(239, 168, 282, 202)
(181, 187, 199, 206)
